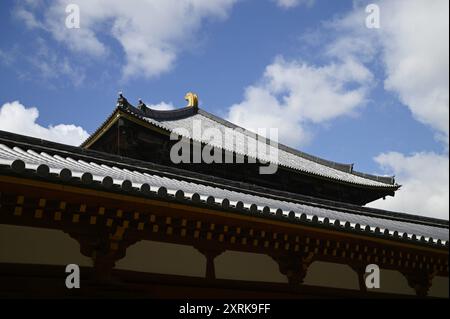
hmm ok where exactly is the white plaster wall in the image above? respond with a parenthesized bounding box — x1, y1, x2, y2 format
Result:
(0, 224, 92, 266)
(303, 261, 359, 290)
(215, 251, 287, 283)
(429, 276, 449, 298)
(368, 269, 415, 295)
(115, 240, 206, 277)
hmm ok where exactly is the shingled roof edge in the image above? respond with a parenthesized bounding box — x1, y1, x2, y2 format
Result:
(0, 129, 445, 229)
(1, 160, 448, 250)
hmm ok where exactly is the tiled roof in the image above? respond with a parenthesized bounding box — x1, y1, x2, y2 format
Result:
(109, 105, 398, 188)
(1, 131, 448, 248)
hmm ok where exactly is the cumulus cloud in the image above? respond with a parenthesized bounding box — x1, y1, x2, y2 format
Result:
(226, 0, 448, 219)
(227, 56, 373, 147)
(15, 0, 238, 79)
(327, 0, 449, 146)
(319, 0, 449, 219)
(369, 152, 449, 220)
(0, 101, 89, 146)
(272, 0, 315, 9)
(380, 0, 449, 145)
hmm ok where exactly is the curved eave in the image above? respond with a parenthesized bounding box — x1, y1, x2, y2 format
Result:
(0, 167, 447, 251)
(0, 129, 403, 219)
(138, 106, 398, 187)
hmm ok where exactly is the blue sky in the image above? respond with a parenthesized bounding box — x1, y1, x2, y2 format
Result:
(0, 0, 448, 218)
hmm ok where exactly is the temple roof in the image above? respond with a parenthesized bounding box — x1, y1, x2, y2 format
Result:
(1, 130, 447, 248)
(82, 99, 398, 189)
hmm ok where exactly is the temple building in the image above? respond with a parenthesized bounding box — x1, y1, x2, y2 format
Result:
(0, 93, 448, 298)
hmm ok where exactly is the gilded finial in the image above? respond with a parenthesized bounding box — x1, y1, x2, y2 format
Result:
(185, 92, 199, 109)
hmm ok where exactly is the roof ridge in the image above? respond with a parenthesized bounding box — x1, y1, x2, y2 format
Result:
(197, 109, 396, 185)
(197, 109, 353, 174)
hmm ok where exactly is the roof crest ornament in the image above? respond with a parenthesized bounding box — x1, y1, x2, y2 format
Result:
(117, 91, 132, 109)
(138, 98, 148, 114)
(185, 92, 199, 110)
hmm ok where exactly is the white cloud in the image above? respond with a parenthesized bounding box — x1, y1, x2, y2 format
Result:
(13, 6, 43, 29)
(327, 0, 449, 146)
(380, 0, 449, 145)
(0, 101, 89, 146)
(272, 0, 315, 9)
(16, 0, 238, 79)
(0, 49, 15, 67)
(369, 152, 449, 220)
(227, 56, 373, 147)
(0, 38, 85, 86)
(225, 0, 448, 219)
(147, 102, 175, 111)
(323, 1, 449, 219)
(27, 38, 86, 86)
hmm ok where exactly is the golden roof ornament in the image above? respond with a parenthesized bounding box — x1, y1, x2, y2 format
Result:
(185, 92, 199, 109)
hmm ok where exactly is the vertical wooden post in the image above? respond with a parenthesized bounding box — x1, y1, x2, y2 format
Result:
(92, 252, 117, 282)
(271, 252, 315, 286)
(68, 230, 137, 283)
(402, 271, 436, 297)
(352, 265, 367, 292)
(196, 248, 225, 280)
